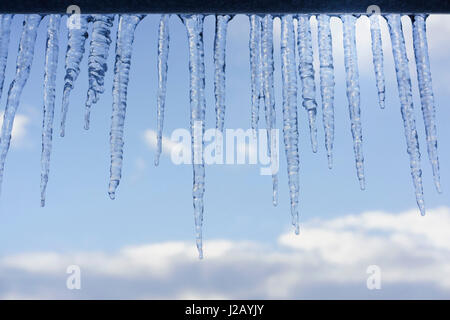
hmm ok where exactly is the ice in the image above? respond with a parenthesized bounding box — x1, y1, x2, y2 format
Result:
(40, 15, 61, 207)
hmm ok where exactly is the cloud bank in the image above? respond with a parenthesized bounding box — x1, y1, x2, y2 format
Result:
(1, 207, 450, 299)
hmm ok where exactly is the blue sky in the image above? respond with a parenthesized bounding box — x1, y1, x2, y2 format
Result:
(0, 14, 449, 299)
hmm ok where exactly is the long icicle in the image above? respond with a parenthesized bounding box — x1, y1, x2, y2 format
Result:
(84, 14, 114, 130)
(155, 14, 170, 166)
(412, 14, 441, 193)
(386, 14, 425, 215)
(0, 14, 43, 194)
(341, 14, 365, 190)
(297, 14, 318, 153)
(369, 13, 386, 109)
(40, 14, 61, 207)
(317, 14, 335, 169)
(281, 15, 299, 234)
(109, 14, 144, 199)
(249, 14, 262, 131)
(0, 14, 13, 101)
(261, 15, 278, 206)
(60, 14, 89, 137)
(213, 14, 230, 133)
(182, 14, 207, 259)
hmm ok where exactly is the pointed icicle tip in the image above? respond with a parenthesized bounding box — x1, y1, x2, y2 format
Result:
(294, 223, 300, 235)
(435, 181, 442, 194)
(359, 178, 366, 191)
(418, 200, 426, 216)
(272, 180, 278, 206)
(196, 238, 203, 259)
(108, 180, 118, 200)
(327, 154, 333, 169)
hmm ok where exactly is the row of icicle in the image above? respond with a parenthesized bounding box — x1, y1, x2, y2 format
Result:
(0, 13, 441, 258)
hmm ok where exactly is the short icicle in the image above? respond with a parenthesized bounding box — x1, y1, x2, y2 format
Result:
(60, 14, 89, 137)
(0, 14, 43, 194)
(386, 14, 425, 215)
(280, 15, 299, 234)
(412, 14, 441, 193)
(84, 14, 115, 130)
(261, 15, 278, 206)
(155, 14, 171, 166)
(317, 14, 335, 168)
(341, 14, 365, 190)
(109, 14, 145, 199)
(181, 14, 207, 259)
(213, 14, 230, 134)
(297, 14, 318, 153)
(0, 14, 13, 100)
(249, 15, 262, 131)
(40, 14, 61, 207)
(369, 13, 386, 109)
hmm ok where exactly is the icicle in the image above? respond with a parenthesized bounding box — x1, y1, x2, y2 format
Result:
(40, 15, 61, 207)
(341, 14, 365, 190)
(0, 14, 13, 101)
(317, 14, 335, 169)
(412, 14, 441, 193)
(60, 14, 89, 137)
(155, 14, 170, 166)
(109, 14, 144, 199)
(181, 14, 207, 259)
(0, 14, 43, 195)
(249, 15, 262, 131)
(261, 15, 278, 207)
(84, 14, 114, 130)
(386, 14, 425, 215)
(213, 14, 230, 134)
(369, 13, 386, 109)
(297, 14, 318, 153)
(280, 15, 299, 234)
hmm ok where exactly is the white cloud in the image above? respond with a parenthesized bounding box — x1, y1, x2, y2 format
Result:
(1, 207, 450, 299)
(0, 112, 30, 147)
